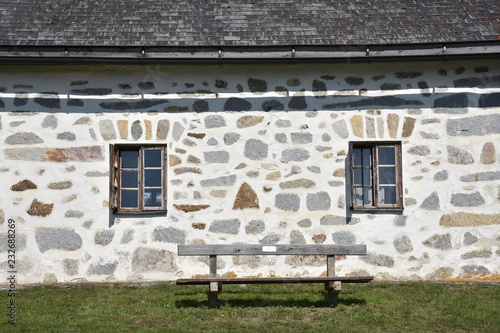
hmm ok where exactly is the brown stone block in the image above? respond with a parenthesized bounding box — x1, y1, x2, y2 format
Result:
(11, 179, 37, 191)
(5, 146, 104, 162)
(402, 117, 416, 137)
(233, 182, 259, 210)
(27, 199, 53, 217)
(480, 142, 496, 165)
(440, 213, 500, 227)
(174, 204, 209, 212)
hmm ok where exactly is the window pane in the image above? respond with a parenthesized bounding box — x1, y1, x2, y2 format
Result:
(354, 187, 364, 205)
(378, 147, 395, 165)
(362, 148, 371, 166)
(145, 169, 162, 187)
(353, 148, 363, 166)
(363, 168, 371, 185)
(379, 186, 397, 204)
(145, 149, 162, 167)
(353, 168, 362, 185)
(379, 167, 396, 184)
(353, 168, 372, 186)
(354, 148, 372, 166)
(144, 188, 163, 207)
(121, 190, 138, 208)
(121, 151, 139, 168)
(363, 188, 373, 205)
(121, 171, 138, 188)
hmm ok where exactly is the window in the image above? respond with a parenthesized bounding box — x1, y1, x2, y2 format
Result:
(349, 141, 403, 211)
(110, 144, 167, 213)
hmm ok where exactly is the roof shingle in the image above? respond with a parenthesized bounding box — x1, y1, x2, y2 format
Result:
(0, 0, 498, 47)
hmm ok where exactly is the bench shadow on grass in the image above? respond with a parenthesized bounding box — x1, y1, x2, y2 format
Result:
(175, 290, 366, 308)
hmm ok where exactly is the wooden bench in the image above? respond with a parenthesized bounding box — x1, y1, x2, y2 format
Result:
(176, 244, 373, 306)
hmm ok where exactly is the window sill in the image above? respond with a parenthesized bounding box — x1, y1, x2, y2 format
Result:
(350, 206, 404, 213)
(112, 209, 168, 215)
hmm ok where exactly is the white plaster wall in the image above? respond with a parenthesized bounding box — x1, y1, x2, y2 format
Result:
(0, 58, 499, 285)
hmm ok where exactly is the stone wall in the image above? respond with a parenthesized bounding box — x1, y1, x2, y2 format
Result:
(1, 59, 499, 285)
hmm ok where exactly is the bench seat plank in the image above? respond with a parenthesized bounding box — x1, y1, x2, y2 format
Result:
(176, 276, 374, 285)
(178, 244, 367, 256)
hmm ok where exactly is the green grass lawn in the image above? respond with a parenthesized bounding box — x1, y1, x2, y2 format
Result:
(1, 282, 499, 332)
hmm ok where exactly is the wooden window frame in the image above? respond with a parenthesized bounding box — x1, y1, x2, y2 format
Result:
(110, 144, 167, 214)
(349, 141, 403, 212)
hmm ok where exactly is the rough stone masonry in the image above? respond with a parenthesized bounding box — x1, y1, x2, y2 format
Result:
(1, 58, 499, 285)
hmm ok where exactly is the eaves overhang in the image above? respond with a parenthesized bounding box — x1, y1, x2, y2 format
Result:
(0, 42, 499, 65)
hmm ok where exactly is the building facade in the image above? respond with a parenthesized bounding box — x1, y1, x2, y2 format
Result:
(1, 57, 499, 284)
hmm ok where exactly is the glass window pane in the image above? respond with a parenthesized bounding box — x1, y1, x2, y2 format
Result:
(121, 190, 138, 208)
(121, 171, 138, 188)
(144, 188, 163, 207)
(378, 147, 395, 165)
(353, 148, 362, 166)
(121, 151, 139, 168)
(354, 187, 364, 205)
(363, 168, 371, 185)
(145, 169, 162, 187)
(379, 186, 397, 204)
(379, 167, 396, 184)
(362, 148, 371, 166)
(363, 188, 373, 205)
(145, 149, 162, 167)
(353, 168, 362, 185)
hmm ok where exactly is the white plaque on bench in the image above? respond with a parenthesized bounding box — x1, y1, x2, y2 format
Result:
(262, 246, 277, 252)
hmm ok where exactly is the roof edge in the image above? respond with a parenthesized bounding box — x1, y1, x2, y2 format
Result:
(0, 42, 499, 64)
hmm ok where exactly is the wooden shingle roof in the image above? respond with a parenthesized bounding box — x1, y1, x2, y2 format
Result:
(1, 0, 498, 47)
(0, 1, 498, 62)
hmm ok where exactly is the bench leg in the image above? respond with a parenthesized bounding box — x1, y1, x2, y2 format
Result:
(325, 281, 341, 307)
(209, 281, 221, 307)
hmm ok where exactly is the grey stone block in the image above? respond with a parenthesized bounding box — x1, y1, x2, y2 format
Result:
(447, 114, 500, 137)
(420, 192, 440, 210)
(459, 171, 500, 182)
(204, 115, 226, 128)
(245, 220, 265, 235)
(306, 191, 331, 211)
(433, 170, 448, 181)
(88, 262, 118, 275)
(172, 121, 185, 141)
(461, 265, 489, 274)
(451, 192, 485, 207)
(447, 146, 474, 164)
(290, 230, 306, 244)
(99, 119, 116, 140)
(224, 132, 241, 145)
(209, 219, 241, 234)
(132, 247, 177, 273)
(281, 148, 310, 162)
(5, 132, 44, 145)
(42, 115, 58, 129)
(275, 193, 300, 211)
(244, 139, 268, 160)
(361, 253, 395, 267)
(201, 175, 237, 187)
(152, 227, 186, 244)
(291, 132, 313, 144)
(95, 230, 115, 246)
(35, 227, 83, 253)
(393, 236, 413, 253)
(131, 120, 143, 140)
(62, 258, 79, 276)
(463, 232, 478, 245)
(204, 151, 230, 163)
(332, 120, 349, 138)
(332, 231, 355, 245)
(423, 233, 452, 250)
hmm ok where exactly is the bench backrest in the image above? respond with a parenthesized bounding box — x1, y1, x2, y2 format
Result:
(178, 244, 367, 256)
